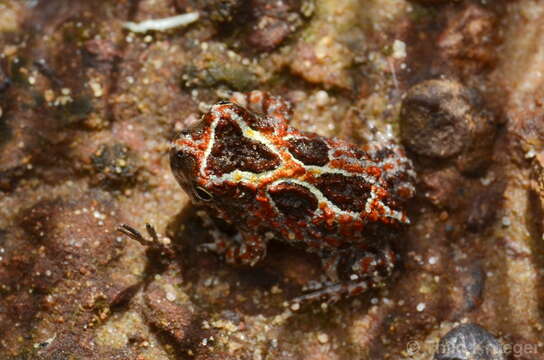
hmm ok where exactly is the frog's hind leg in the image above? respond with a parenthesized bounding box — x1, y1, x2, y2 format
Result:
(292, 247, 396, 306)
(291, 279, 373, 305)
(322, 246, 396, 283)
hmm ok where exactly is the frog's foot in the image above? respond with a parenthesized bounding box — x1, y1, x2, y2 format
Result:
(199, 231, 267, 267)
(117, 223, 175, 259)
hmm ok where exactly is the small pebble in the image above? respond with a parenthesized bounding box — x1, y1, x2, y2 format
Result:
(166, 292, 176, 301)
(317, 333, 329, 344)
(435, 323, 504, 360)
(525, 148, 536, 159)
(315, 90, 329, 106)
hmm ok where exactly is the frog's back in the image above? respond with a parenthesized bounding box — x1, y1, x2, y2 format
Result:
(257, 126, 415, 250)
(171, 92, 415, 250)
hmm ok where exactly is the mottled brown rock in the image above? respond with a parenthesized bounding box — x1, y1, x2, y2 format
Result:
(247, 0, 305, 52)
(143, 278, 202, 346)
(84, 38, 121, 62)
(1, 0, 544, 359)
(90, 143, 139, 189)
(400, 78, 497, 173)
(0, 194, 138, 358)
(420, 167, 464, 209)
(437, 5, 498, 74)
(410, 0, 449, 4)
(465, 182, 505, 232)
(248, 16, 292, 51)
(448, 260, 485, 316)
(0, 66, 9, 93)
(200, 0, 246, 23)
(181, 42, 259, 91)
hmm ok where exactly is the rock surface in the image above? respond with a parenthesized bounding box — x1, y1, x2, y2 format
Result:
(1, 0, 543, 359)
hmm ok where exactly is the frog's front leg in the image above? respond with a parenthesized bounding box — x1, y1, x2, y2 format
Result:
(200, 228, 268, 267)
(293, 247, 396, 305)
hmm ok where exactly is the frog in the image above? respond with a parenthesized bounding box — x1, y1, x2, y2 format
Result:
(169, 90, 416, 304)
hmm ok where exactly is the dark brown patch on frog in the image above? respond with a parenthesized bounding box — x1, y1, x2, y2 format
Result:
(209, 182, 259, 219)
(207, 118, 280, 176)
(314, 174, 371, 213)
(269, 182, 318, 220)
(212, 182, 257, 206)
(287, 137, 329, 166)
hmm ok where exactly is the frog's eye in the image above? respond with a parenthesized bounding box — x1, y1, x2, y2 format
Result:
(194, 186, 213, 202)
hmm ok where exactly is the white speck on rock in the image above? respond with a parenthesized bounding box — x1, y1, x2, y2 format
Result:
(392, 39, 407, 59)
(166, 291, 176, 301)
(315, 90, 329, 107)
(525, 148, 536, 159)
(317, 333, 329, 344)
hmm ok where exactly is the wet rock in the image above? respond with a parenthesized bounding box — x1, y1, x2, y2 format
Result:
(202, 0, 246, 23)
(0, 66, 10, 94)
(465, 182, 505, 232)
(435, 323, 504, 360)
(198, 0, 307, 52)
(0, 163, 29, 192)
(289, 36, 353, 90)
(181, 42, 259, 90)
(449, 261, 485, 315)
(84, 39, 121, 62)
(420, 167, 464, 209)
(0, 194, 138, 357)
(437, 5, 497, 75)
(410, 0, 449, 4)
(247, 0, 306, 52)
(400, 79, 496, 173)
(143, 277, 202, 346)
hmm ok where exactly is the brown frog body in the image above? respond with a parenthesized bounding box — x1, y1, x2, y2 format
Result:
(170, 91, 415, 303)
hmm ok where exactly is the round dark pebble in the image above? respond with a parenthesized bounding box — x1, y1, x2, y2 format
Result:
(400, 79, 496, 173)
(401, 79, 473, 158)
(434, 323, 504, 360)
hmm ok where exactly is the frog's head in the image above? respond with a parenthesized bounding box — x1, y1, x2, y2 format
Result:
(170, 101, 281, 207)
